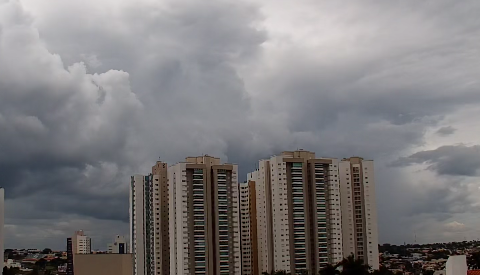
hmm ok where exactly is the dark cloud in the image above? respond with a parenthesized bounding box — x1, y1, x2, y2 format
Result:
(1, 0, 480, 248)
(436, 126, 456, 136)
(394, 145, 480, 176)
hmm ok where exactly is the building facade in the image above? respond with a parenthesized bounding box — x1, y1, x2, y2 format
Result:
(250, 163, 275, 274)
(339, 157, 379, 270)
(66, 238, 74, 275)
(250, 151, 344, 274)
(74, 254, 134, 275)
(239, 181, 259, 275)
(73, 230, 91, 254)
(151, 162, 170, 275)
(108, 235, 129, 254)
(169, 156, 241, 275)
(130, 174, 154, 275)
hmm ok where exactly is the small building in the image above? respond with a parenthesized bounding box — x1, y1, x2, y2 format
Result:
(73, 253, 133, 275)
(107, 235, 129, 254)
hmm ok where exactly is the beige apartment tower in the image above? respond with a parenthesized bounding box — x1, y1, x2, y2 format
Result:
(169, 156, 241, 275)
(151, 161, 170, 275)
(250, 151, 343, 274)
(239, 181, 259, 275)
(249, 162, 274, 274)
(339, 157, 379, 270)
(130, 162, 169, 275)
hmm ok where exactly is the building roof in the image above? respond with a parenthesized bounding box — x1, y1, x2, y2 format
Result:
(468, 270, 480, 275)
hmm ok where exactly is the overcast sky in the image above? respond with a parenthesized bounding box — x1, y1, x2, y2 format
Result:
(1, 0, 480, 250)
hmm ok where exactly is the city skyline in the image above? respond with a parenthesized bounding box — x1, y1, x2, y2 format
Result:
(1, 0, 480, 251)
(128, 151, 379, 274)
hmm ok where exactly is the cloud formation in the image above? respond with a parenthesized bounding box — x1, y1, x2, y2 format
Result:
(394, 145, 480, 176)
(436, 126, 457, 137)
(1, 0, 480, 248)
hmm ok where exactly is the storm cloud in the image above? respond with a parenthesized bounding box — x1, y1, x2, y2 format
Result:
(1, 0, 480, 249)
(394, 145, 480, 176)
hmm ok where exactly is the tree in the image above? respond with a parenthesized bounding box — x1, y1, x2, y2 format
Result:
(319, 264, 340, 275)
(339, 255, 370, 275)
(42, 248, 53, 254)
(28, 267, 39, 275)
(371, 266, 394, 275)
(35, 258, 47, 270)
(468, 251, 480, 270)
(3, 267, 21, 275)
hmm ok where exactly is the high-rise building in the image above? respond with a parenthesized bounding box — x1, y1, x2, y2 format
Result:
(339, 157, 379, 269)
(250, 150, 343, 274)
(108, 235, 129, 254)
(168, 155, 241, 275)
(130, 174, 154, 275)
(67, 238, 74, 275)
(0, 187, 4, 275)
(239, 181, 259, 275)
(151, 162, 170, 275)
(73, 230, 91, 254)
(130, 165, 169, 275)
(66, 230, 91, 275)
(250, 163, 274, 274)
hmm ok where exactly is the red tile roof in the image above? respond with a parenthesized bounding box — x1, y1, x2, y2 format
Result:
(468, 270, 480, 275)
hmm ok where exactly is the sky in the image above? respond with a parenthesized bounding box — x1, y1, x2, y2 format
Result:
(1, 0, 480, 250)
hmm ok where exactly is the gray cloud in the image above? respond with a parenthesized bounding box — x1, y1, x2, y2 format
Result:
(1, 0, 480, 248)
(436, 126, 457, 136)
(394, 145, 480, 176)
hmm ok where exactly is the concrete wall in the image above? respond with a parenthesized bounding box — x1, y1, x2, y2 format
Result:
(74, 254, 133, 275)
(446, 255, 467, 275)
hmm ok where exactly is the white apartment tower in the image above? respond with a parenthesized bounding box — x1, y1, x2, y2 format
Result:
(72, 230, 91, 254)
(339, 157, 379, 269)
(169, 156, 241, 275)
(251, 151, 343, 274)
(130, 163, 169, 275)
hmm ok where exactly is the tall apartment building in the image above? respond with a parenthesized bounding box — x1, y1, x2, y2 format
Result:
(168, 155, 241, 275)
(152, 161, 170, 275)
(239, 181, 259, 275)
(67, 237, 74, 275)
(339, 157, 379, 270)
(130, 175, 153, 275)
(130, 162, 170, 275)
(250, 151, 343, 274)
(66, 230, 91, 275)
(73, 230, 91, 254)
(108, 235, 129, 254)
(249, 165, 274, 274)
